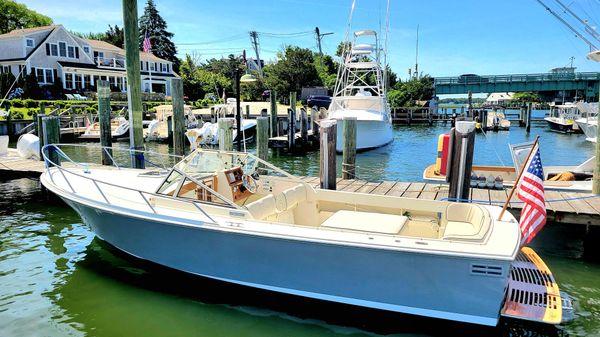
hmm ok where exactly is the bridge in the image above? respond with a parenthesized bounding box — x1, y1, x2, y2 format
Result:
(434, 72, 600, 100)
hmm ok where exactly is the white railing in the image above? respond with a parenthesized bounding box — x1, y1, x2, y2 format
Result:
(41, 144, 219, 224)
(95, 57, 126, 69)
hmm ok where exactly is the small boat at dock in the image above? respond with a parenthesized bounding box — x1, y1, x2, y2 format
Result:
(41, 144, 568, 327)
(544, 102, 583, 134)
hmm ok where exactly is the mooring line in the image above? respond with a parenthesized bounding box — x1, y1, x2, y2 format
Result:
(442, 194, 600, 204)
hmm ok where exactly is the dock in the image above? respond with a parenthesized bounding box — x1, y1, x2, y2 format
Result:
(1, 150, 597, 225)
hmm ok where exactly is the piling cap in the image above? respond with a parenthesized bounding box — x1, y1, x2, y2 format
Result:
(455, 121, 476, 134)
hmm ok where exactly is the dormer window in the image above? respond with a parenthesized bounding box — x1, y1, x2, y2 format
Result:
(83, 46, 90, 54)
(26, 38, 34, 47)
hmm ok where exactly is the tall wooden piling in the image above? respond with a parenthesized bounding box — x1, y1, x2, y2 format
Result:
(42, 116, 60, 166)
(36, 113, 46, 161)
(270, 91, 277, 137)
(210, 106, 216, 123)
(311, 106, 319, 141)
(526, 102, 532, 133)
(342, 117, 357, 179)
(256, 116, 268, 161)
(320, 119, 337, 190)
(218, 118, 234, 151)
(245, 105, 250, 119)
(287, 94, 296, 150)
(171, 78, 185, 156)
(300, 108, 308, 143)
(447, 121, 476, 202)
(122, 0, 144, 168)
(97, 80, 113, 166)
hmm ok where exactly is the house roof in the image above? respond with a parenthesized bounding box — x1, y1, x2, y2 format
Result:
(486, 92, 514, 102)
(0, 25, 59, 40)
(85, 39, 124, 52)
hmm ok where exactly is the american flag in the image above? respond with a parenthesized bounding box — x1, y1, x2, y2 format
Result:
(143, 31, 152, 53)
(517, 146, 546, 245)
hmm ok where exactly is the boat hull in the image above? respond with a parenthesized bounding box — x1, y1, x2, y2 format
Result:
(58, 195, 510, 326)
(545, 117, 581, 134)
(334, 119, 393, 152)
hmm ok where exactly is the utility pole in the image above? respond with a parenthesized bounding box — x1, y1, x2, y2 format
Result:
(249, 31, 262, 76)
(315, 27, 333, 66)
(414, 25, 419, 79)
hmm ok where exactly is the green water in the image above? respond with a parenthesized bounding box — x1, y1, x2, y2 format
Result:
(1, 117, 600, 336)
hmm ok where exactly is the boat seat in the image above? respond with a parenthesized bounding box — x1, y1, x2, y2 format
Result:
(442, 203, 491, 241)
(321, 210, 408, 234)
(246, 184, 307, 221)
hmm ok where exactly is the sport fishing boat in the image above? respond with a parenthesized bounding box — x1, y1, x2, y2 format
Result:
(423, 137, 594, 192)
(326, 29, 393, 151)
(544, 102, 582, 134)
(185, 103, 256, 149)
(40, 144, 568, 327)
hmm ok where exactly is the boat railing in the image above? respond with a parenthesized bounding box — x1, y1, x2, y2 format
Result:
(41, 144, 219, 224)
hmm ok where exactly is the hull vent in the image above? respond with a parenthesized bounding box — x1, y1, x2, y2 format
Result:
(471, 264, 504, 277)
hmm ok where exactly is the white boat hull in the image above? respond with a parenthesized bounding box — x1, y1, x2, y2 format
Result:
(53, 194, 510, 326)
(333, 119, 393, 152)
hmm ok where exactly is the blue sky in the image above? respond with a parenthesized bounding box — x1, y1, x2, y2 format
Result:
(20, 0, 600, 79)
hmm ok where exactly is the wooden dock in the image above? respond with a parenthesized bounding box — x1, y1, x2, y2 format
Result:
(300, 176, 600, 226)
(1, 150, 598, 225)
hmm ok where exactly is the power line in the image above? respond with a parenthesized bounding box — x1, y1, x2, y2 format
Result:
(176, 34, 247, 46)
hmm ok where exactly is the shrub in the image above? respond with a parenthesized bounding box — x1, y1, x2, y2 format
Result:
(23, 99, 37, 108)
(11, 98, 24, 107)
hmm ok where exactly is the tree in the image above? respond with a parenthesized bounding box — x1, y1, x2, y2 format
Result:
(0, 0, 52, 35)
(22, 71, 43, 99)
(138, 0, 179, 71)
(388, 75, 434, 108)
(335, 41, 351, 57)
(264, 46, 322, 96)
(512, 92, 540, 103)
(180, 54, 231, 100)
(314, 53, 337, 90)
(105, 25, 124, 48)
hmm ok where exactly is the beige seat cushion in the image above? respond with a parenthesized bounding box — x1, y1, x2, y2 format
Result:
(246, 194, 277, 220)
(443, 203, 490, 241)
(321, 210, 408, 234)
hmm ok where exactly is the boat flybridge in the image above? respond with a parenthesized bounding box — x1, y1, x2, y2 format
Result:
(40, 145, 568, 327)
(327, 29, 393, 152)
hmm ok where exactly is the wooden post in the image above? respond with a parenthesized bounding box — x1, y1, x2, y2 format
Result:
(245, 104, 250, 119)
(256, 116, 268, 161)
(37, 103, 45, 134)
(320, 119, 337, 190)
(218, 117, 234, 151)
(210, 106, 216, 123)
(526, 102, 532, 133)
(300, 108, 308, 143)
(593, 89, 600, 194)
(122, 0, 144, 168)
(447, 121, 476, 202)
(171, 78, 185, 156)
(36, 113, 46, 161)
(97, 80, 113, 166)
(42, 116, 60, 166)
(311, 106, 319, 141)
(287, 97, 296, 151)
(270, 91, 277, 137)
(342, 117, 357, 179)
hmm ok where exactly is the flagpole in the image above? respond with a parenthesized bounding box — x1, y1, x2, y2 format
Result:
(497, 135, 540, 221)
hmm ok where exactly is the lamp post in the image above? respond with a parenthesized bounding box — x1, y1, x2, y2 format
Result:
(233, 63, 257, 152)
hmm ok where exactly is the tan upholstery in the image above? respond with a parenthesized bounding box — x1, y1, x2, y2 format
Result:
(321, 210, 408, 234)
(442, 203, 490, 241)
(246, 184, 307, 221)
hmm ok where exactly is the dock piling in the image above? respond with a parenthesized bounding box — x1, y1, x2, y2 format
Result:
(300, 108, 308, 143)
(320, 119, 337, 190)
(256, 116, 268, 161)
(526, 102, 532, 133)
(288, 92, 297, 151)
(447, 121, 476, 202)
(342, 117, 357, 180)
(245, 105, 250, 119)
(171, 78, 186, 156)
(270, 91, 277, 137)
(36, 113, 46, 161)
(97, 80, 113, 166)
(311, 106, 319, 141)
(42, 116, 60, 167)
(218, 118, 234, 151)
(122, 0, 145, 169)
(210, 107, 216, 123)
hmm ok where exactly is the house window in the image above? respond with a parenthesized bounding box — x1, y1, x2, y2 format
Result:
(26, 38, 34, 47)
(123, 77, 127, 91)
(65, 73, 73, 89)
(116, 77, 122, 90)
(1, 65, 10, 74)
(83, 46, 90, 54)
(84, 75, 91, 88)
(59, 42, 67, 57)
(36, 68, 45, 83)
(45, 69, 53, 83)
(161, 63, 167, 72)
(49, 44, 58, 56)
(150, 62, 155, 71)
(140, 61, 144, 70)
(75, 74, 82, 89)
(67, 46, 75, 58)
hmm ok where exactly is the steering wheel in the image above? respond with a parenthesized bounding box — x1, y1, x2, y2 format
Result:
(242, 174, 258, 193)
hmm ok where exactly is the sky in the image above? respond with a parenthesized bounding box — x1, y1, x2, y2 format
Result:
(19, 0, 600, 80)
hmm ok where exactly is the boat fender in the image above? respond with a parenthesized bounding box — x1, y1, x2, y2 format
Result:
(434, 133, 450, 176)
(16, 134, 40, 160)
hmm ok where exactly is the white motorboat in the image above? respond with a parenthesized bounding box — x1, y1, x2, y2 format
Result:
(40, 144, 566, 326)
(574, 102, 598, 143)
(79, 116, 129, 140)
(544, 102, 583, 134)
(146, 104, 199, 141)
(185, 103, 257, 149)
(327, 29, 393, 152)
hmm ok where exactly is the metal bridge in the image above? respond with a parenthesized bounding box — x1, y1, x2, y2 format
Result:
(434, 72, 600, 99)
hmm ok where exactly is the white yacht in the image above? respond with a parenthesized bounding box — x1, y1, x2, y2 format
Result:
(545, 102, 582, 133)
(327, 29, 393, 152)
(40, 145, 566, 326)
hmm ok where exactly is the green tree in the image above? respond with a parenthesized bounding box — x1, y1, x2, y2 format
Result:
(512, 92, 540, 102)
(388, 75, 434, 108)
(264, 46, 322, 96)
(314, 53, 337, 90)
(0, 0, 52, 35)
(74, 25, 123, 48)
(138, 0, 179, 71)
(335, 41, 351, 57)
(22, 71, 43, 99)
(180, 54, 232, 100)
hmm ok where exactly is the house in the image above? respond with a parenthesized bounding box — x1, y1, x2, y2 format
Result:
(485, 92, 514, 105)
(0, 24, 178, 96)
